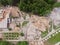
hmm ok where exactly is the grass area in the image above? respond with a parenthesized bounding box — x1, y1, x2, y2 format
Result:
(0, 41, 14, 45)
(41, 30, 48, 38)
(0, 41, 28, 45)
(17, 41, 29, 45)
(48, 32, 60, 44)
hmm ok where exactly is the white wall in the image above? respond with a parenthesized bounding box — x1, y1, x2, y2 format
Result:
(0, 11, 9, 28)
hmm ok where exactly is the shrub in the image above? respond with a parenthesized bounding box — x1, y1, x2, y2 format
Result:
(16, 23, 21, 27)
(20, 32, 24, 36)
(16, 25, 20, 27)
(8, 28, 12, 31)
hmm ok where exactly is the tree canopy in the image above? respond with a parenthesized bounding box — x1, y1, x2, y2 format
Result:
(18, 0, 56, 16)
(0, 0, 20, 6)
(0, 0, 57, 16)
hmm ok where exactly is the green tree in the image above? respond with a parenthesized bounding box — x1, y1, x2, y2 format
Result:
(0, 0, 13, 6)
(6, 0, 13, 5)
(44, 0, 56, 5)
(18, 0, 56, 16)
(0, 0, 20, 6)
(0, 0, 8, 6)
